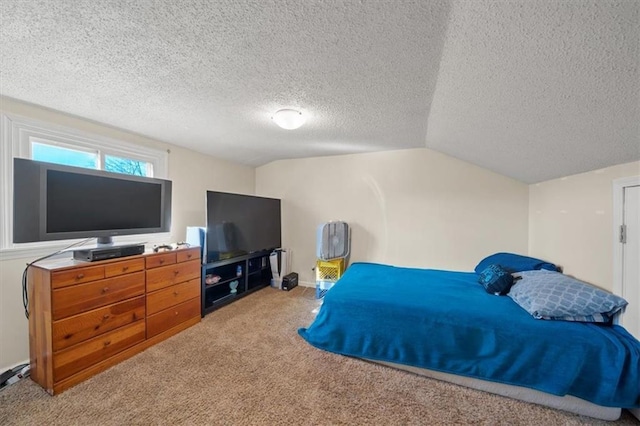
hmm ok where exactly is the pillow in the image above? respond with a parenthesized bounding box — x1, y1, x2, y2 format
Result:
(508, 270, 628, 323)
(478, 264, 514, 295)
(474, 252, 557, 274)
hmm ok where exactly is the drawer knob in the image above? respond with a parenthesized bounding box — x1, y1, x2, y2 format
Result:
(103, 314, 110, 321)
(187, 254, 192, 258)
(159, 259, 165, 264)
(104, 340, 111, 347)
(122, 266, 129, 272)
(175, 311, 179, 316)
(173, 291, 179, 296)
(173, 270, 179, 275)
(76, 273, 85, 280)
(102, 287, 109, 294)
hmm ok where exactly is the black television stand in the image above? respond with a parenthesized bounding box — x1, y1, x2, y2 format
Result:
(201, 250, 272, 316)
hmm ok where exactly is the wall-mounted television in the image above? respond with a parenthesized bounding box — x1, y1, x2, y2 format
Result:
(206, 191, 281, 262)
(13, 158, 172, 245)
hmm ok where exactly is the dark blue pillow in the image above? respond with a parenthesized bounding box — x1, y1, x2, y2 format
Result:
(478, 264, 514, 295)
(474, 252, 557, 274)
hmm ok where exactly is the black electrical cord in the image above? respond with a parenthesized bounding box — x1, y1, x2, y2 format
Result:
(22, 238, 96, 319)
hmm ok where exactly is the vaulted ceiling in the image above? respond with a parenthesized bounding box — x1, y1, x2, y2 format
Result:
(1, 0, 638, 183)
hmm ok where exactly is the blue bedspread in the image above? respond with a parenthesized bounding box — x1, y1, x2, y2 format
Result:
(299, 262, 640, 408)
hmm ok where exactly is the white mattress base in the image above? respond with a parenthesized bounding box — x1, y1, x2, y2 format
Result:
(365, 359, 621, 421)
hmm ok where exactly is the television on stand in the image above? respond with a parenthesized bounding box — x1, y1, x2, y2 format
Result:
(13, 158, 172, 259)
(205, 191, 281, 262)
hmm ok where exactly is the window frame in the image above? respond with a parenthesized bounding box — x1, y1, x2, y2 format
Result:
(0, 112, 170, 259)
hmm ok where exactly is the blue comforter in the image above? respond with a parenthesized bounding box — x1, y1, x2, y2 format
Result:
(299, 262, 640, 408)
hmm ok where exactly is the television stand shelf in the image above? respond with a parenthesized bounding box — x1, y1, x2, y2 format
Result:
(202, 250, 272, 316)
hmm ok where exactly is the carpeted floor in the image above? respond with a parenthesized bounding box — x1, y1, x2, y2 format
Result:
(1, 286, 638, 425)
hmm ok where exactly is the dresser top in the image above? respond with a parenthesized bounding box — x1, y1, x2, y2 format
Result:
(31, 246, 199, 271)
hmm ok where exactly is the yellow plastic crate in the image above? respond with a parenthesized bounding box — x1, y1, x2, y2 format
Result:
(315, 258, 345, 282)
(315, 259, 346, 299)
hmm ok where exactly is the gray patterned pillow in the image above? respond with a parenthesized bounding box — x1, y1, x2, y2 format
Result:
(508, 270, 628, 323)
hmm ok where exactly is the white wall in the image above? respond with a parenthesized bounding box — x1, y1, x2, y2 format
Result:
(529, 161, 640, 291)
(5, 96, 632, 374)
(0, 97, 255, 371)
(256, 148, 529, 285)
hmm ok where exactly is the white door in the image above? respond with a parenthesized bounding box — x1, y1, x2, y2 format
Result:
(620, 184, 640, 339)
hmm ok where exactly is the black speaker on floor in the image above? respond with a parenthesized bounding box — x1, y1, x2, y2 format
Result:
(282, 272, 298, 291)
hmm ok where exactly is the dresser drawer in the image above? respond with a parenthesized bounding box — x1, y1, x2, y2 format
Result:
(147, 297, 200, 338)
(146, 259, 201, 292)
(104, 258, 145, 278)
(147, 278, 200, 316)
(52, 272, 145, 320)
(52, 265, 105, 289)
(145, 252, 176, 269)
(52, 296, 146, 351)
(53, 320, 145, 382)
(176, 247, 200, 263)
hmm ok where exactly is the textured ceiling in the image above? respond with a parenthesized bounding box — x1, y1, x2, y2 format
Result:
(427, 0, 640, 183)
(1, 0, 638, 183)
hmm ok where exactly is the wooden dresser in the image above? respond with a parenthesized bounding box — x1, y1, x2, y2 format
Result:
(28, 246, 201, 395)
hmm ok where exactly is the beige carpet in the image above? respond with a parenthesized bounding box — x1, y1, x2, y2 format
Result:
(1, 286, 638, 426)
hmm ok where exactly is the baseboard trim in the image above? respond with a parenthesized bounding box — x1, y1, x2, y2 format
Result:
(0, 359, 30, 374)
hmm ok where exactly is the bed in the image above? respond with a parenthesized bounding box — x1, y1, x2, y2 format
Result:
(298, 261, 640, 420)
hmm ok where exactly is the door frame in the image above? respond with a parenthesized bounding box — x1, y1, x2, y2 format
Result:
(612, 176, 640, 311)
(612, 175, 640, 423)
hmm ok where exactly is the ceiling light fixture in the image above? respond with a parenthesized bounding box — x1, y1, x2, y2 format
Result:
(272, 109, 306, 130)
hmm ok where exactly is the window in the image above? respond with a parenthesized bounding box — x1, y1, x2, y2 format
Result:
(30, 140, 154, 177)
(105, 155, 151, 177)
(32, 141, 98, 169)
(1, 113, 169, 257)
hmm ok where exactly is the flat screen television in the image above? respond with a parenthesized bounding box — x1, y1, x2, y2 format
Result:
(13, 158, 172, 245)
(206, 191, 281, 262)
